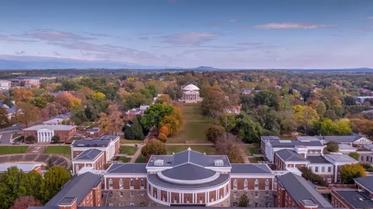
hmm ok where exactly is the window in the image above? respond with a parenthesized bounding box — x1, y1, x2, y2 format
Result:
(328, 167, 332, 172)
(315, 166, 319, 173)
(119, 178, 124, 189)
(244, 179, 248, 190)
(120, 191, 124, 197)
(321, 166, 325, 173)
(254, 179, 259, 190)
(233, 179, 237, 190)
(265, 179, 269, 190)
(255, 191, 259, 198)
(108, 178, 113, 189)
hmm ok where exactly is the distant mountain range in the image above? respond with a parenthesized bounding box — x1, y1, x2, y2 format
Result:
(0, 55, 372, 72)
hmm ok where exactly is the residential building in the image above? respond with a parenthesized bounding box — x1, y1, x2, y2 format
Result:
(180, 84, 202, 103)
(11, 77, 40, 88)
(331, 176, 373, 209)
(0, 80, 11, 90)
(276, 172, 333, 209)
(72, 149, 106, 174)
(324, 154, 358, 183)
(71, 135, 120, 164)
(23, 124, 76, 143)
(318, 135, 372, 147)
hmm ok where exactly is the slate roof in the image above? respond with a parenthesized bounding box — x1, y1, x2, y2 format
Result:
(231, 163, 272, 174)
(46, 172, 101, 207)
(161, 163, 216, 180)
(72, 135, 118, 148)
(275, 149, 307, 162)
(324, 154, 358, 164)
(276, 173, 332, 208)
(106, 163, 147, 174)
(147, 149, 230, 168)
(74, 149, 103, 161)
(334, 190, 373, 209)
(260, 136, 280, 141)
(354, 176, 373, 193)
(23, 124, 75, 131)
(306, 156, 331, 164)
(147, 173, 230, 189)
(269, 139, 323, 148)
(319, 135, 363, 143)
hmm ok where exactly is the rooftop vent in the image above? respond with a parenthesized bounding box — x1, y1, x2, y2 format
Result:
(154, 159, 164, 166)
(214, 159, 224, 167)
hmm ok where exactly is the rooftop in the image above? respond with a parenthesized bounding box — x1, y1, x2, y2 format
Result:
(277, 172, 332, 208)
(324, 153, 358, 164)
(46, 172, 101, 207)
(275, 149, 307, 162)
(183, 84, 199, 91)
(72, 135, 119, 148)
(319, 135, 364, 143)
(354, 176, 373, 193)
(306, 156, 331, 164)
(23, 124, 75, 131)
(231, 163, 272, 174)
(74, 149, 103, 161)
(333, 189, 373, 209)
(106, 163, 147, 174)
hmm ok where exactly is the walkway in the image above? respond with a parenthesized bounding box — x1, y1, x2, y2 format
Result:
(129, 144, 144, 163)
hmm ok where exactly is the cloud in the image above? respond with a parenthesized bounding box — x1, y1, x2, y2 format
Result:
(16, 29, 158, 62)
(255, 22, 331, 30)
(161, 32, 217, 46)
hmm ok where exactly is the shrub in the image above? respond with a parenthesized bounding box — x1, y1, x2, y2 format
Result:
(340, 164, 366, 184)
(238, 194, 249, 207)
(51, 135, 60, 144)
(326, 141, 339, 153)
(25, 135, 36, 144)
(141, 140, 166, 160)
(299, 167, 327, 186)
(206, 125, 225, 143)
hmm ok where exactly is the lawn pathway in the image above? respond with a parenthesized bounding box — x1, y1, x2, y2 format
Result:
(130, 144, 144, 163)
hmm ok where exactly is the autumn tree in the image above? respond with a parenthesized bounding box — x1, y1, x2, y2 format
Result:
(10, 196, 41, 209)
(55, 92, 81, 110)
(0, 107, 10, 128)
(141, 140, 166, 160)
(293, 105, 319, 134)
(98, 104, 123, 135)
(216, 134, 244, 163)
(340, 164, 366, 184)
(206, 125, 225, 143)
(201, 85, 227, 118)
(15, 102, 40, 127)
(299, 167, 327, 186)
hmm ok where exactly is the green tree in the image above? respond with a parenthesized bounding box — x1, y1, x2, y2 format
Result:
(141, 103, 173, 130)
(123, 117, 145, 140)
(293, 105, 319, 134)
(40, 166, 71, 203)
(348, 152, 360, 160)
(325, 141, 339, 153)
(340, 164, 366, 184)
(0, 167, 27, 209)
(234, 114, 262, 143)
(299, 167, 327, 186)
(238, 194, 249, 207)
(141, 140, 166, 160)
(51, 135, 60, 144)
(253, 90, 279, 109)
(24, 136, 36, 144)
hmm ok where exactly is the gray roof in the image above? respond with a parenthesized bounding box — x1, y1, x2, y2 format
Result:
(23, 124, 75, 131)
(276, 173, 332, 208)
(319, 135, 363, 143)
(334, 190, 373, 209)
(306, 156, 331, 164)
(260, 136, 280, 141)
(147, 173, 230, 190)
(161, 163, 216, 180)
(231, 163, 272, 174)
(354, 176, 373, 193)
(74, 149, 103, 161)
(275, 149, 307, 162)
(106, 163, 147, 174)
(324, 154, 358, 164)
(72, 135, 118, 148)
(269, 139, 323, 148)
(46, 172, 101, 207)
(147, 149, 230, 168)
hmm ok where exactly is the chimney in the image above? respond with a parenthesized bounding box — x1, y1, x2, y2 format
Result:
(299, 199, 319, 209)
(58, 197, 77, 209)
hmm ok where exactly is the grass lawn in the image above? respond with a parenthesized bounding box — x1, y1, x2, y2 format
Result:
(120, 146, 137, 156)
(117, 156, 131, 163)
(168, 104, 213, 143)
(166, 145, 216, 155)
(120, 138, 144, 144)
(135, 155, 147, 163)
(0, 146, 28, 155)
(44, 146, 71, 158)
(246, 144, 260, 156)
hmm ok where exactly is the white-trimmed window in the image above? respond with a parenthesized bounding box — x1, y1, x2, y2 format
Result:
(254, 179, 259, 190)
(119, 178, 124, 189)
(233, 179, 237, 190)
(108, 178, 113, 189)
(265, 179, 269, 190)
(244, 179, 248, 190)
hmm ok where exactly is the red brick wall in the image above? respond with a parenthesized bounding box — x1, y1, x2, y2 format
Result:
(231, 177, 273, 190)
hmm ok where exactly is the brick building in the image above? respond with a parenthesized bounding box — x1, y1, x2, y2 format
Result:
(23, 124, 76, 143)
(276, 172, 332, 209)
(72, 149, 106, 174)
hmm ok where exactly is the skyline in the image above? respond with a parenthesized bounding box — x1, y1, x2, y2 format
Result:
(1, 0, 373, 69)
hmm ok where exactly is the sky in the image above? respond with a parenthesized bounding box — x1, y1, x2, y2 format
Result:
(0, 0, 373, 69)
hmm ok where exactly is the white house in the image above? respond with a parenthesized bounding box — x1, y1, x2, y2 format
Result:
(0, 80, 11, 91)
(180, 84, 202, 103)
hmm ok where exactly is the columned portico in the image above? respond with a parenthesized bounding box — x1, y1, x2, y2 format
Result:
(37, 128, 54, 143)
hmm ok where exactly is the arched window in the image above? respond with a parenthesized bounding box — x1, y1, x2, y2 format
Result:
(119, 178, 124, 189)
(265, 179, 269, 190)
(244, 179, 248, 190)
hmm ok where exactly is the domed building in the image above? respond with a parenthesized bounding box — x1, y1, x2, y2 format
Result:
(103, 149, 275, 207)
(180, 84, 202, 103)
